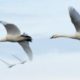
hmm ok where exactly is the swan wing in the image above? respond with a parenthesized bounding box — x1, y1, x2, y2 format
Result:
(69, 7, 80, 32)
(0, 58, 9, 65)
(18, 41, 32, 60)
(0, 58, 16, 68)
(0, 21, 21, 35)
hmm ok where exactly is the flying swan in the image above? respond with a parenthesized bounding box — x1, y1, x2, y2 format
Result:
(0, 58, 16, 68)
(0, 21, 32, 60)
(51, 7, 80, 40)
(12, 54, 26, 64)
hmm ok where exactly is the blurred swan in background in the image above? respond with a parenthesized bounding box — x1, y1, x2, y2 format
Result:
(0, 21, 32, 60)
(51, 7, 80, 40)
(12, 54, 26, 64)
(0, 58, 15, 68)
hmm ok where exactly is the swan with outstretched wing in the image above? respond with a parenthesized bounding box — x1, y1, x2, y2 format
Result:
(51, 7, 80, 40)
(0, 21, 32, 60)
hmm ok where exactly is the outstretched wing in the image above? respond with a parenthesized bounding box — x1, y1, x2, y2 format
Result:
(0, 21, 21, 35)
(69, 7, 80, 32)
(18, 41, 32, 60)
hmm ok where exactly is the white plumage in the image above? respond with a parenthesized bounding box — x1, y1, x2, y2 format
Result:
(51, 7, 80, 40)
(0, 21, 32, 60)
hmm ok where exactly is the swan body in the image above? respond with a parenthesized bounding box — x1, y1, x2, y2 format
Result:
(6, 34, 28, 42)
(0, 21, 32, 60)
(51, 7, 80, 40)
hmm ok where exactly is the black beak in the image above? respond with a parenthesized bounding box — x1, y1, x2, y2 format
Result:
(27, 37, 32, 42)
(50, 36, 53, 39)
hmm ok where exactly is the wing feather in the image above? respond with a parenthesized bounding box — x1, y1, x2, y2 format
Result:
(18, 41, 32, 60)
(69, 7, 80, 32)
(0, 21, 21, 35)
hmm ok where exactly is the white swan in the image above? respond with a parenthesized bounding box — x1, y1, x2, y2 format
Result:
(0, 58, 16, 68)
(51, 7, 80, 40)
(0, 21, 32, 60)
(12, 54, 26, 64)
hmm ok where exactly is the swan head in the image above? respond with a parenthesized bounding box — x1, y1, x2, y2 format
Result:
(21, 33, 32, 42)
(50, 34, 60, 39)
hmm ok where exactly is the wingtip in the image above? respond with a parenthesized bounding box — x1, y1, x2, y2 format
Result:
(8, 64, 16, 68)
(21, 60, 27, 64)
(29, 56, 33, 61)
(68, 6, 76, 14)
(0, 21, 3, 23)
(0, 21, 7, 25)
(69, 7, 74, 12)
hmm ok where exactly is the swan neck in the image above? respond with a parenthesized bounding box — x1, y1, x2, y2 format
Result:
(57, 35, 74, 38)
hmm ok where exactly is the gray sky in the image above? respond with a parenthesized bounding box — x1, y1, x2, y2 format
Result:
(0, 0, 80, 80)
